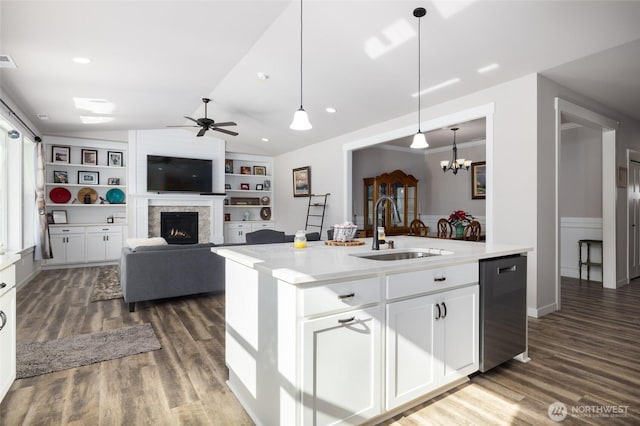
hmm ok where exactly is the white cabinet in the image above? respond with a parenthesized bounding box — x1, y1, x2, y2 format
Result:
(385, 285, 478, 409)
(224, 222, 251, 244)
(86, 225, 123, 262)
(301, 306, 382, 425)
(0, 264, 16, 403)
(223, 222, 275, 244)
(49, 227, 86, 265)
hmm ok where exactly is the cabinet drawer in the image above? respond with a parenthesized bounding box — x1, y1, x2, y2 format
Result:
(86, 225, 122, 233)
(0, 265, 15, 297)
(301, 277, 381, 317)
(226, 223, 251, 230)
(386, 262, 478, 300)
(49, 226, 85, 235)
(251, 222, 274, 231)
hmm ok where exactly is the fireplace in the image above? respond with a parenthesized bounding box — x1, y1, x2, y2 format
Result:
(161, 212, 199, 244)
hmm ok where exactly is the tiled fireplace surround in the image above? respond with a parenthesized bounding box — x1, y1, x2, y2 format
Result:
(149, 206, 211, 243)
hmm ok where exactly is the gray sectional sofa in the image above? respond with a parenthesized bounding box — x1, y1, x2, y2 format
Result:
(119, 230, 322, 312)
(119, 242, 224, 312)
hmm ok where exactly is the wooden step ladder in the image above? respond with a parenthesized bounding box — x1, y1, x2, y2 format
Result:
(305, 193, 330, 238)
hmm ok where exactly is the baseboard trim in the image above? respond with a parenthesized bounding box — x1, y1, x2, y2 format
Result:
(528, 302, 557, 318)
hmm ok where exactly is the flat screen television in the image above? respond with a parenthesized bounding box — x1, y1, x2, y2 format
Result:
(147, 155, 213, 193)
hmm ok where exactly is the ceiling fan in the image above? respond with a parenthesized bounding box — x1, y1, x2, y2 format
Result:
(168, 98, 238, 137)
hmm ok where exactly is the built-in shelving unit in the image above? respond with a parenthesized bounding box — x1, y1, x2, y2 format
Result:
(224, 152, 274, 243)
(44, 136, 127, 266)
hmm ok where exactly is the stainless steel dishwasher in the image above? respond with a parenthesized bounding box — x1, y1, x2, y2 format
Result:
(479, 254, 527, 372)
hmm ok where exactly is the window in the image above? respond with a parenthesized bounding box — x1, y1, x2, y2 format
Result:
(0, 123, 6, 250)
(23, 137, 36, 248)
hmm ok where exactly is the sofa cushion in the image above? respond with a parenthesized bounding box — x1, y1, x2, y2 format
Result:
(126, 237, 168, 250)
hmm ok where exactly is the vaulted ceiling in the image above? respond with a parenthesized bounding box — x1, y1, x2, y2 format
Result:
(2, 1, 640, 155)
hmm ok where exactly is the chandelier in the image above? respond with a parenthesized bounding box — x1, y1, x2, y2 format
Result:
(440, 127, 471, 174)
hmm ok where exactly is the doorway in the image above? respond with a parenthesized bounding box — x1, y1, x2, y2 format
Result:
(628, 155, 640, 279)
(555, 98, 618, 311)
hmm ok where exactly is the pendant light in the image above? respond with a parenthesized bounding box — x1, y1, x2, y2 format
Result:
(410, 7, 428, 149)
(290, 0, 312, 130)
(440, 127, 472, 174)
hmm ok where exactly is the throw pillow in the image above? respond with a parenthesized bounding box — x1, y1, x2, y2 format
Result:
(126, 237, 168, 250)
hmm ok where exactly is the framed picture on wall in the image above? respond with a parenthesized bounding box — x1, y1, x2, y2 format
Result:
(292, 166, 311, 197)
(81, 149, 98, 165)
(51, 146, 70, 163)
(471, 161, 486, 199)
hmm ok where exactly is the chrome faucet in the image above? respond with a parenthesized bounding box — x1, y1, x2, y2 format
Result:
(372, 195, 400, 250)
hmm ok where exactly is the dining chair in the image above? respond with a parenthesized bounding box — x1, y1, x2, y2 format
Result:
(463, 220, 482, 241)
(436, 218, 452, 238)
(409, 219, 429, 237)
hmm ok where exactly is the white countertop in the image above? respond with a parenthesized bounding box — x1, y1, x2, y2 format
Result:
(0, 252, 20, 272)
(213, 236, 532, 285)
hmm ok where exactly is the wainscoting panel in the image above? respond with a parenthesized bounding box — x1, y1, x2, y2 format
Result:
(560, 217, 603, 282)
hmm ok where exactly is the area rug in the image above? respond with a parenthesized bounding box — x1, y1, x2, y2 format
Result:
(16, 323, 161, 379)
(89, 265, 122, 302)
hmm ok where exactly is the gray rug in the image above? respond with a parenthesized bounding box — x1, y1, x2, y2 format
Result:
(16, 323, 161, 379)
(90, 265, 123, 302)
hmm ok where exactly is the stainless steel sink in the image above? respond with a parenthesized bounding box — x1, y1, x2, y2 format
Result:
(352, 248, 452, 261)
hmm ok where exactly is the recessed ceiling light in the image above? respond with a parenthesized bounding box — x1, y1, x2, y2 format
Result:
(72, 57, 92, 64)
(257, 72, 269, 80)
(80, 116, 114, 124)
(325, 107, 337, 113)
(36, 113, 49, 120)
(261, 137, 269, 142)
(411, 78, 460, 97)
(477, 63, 499, 73)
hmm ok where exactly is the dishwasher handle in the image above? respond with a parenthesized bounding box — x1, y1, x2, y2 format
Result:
(497, 265, 517, 274)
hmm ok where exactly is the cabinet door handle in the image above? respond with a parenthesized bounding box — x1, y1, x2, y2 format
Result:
(434, 276, 446, 282)
(435, 303, 442, 320)
(0, 311, 6, 332)
(338, 293, 355, 300)
(338, 316, 355, 324)
(0, 282, 6, 290)
(441, 302, 447, 318)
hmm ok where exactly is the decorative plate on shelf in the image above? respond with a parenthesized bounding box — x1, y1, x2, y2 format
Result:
(106, 188, 125, 204)
(77, 187, 98, 204)
(49, 187, 72, 203)
(260, 207, 271, 220)
(260, 196, 270, 205)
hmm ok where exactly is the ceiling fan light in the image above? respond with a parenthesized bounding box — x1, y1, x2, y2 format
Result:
(410, 131, 428, 149)
(290, 107, 312, 130)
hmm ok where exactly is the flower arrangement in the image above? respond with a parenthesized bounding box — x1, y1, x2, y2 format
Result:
(448, 210, 475, 227)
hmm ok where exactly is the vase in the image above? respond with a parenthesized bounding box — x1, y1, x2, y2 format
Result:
(455, 224, 465, 238)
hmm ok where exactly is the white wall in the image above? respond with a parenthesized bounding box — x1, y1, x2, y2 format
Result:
(276, 74, 541, 313)
(559, 126, 602, 217)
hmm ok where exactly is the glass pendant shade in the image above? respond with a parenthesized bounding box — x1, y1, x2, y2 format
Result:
(410, 131, 428, 149)
(290, 107, 312, 130)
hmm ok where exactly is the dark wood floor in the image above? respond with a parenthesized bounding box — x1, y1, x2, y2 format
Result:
(1, 270, 639, 425)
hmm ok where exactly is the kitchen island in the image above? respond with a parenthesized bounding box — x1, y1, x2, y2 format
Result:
(214, 236, 531, 425)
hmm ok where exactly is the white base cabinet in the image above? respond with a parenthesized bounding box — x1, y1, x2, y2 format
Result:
(224, 221, 275, 244)
(386, 285, 478, 409)
(49, 228, 86, 265)
(224, 257, 480, 425)
(86, 226, 124, 262)
(46, 225, 124, 266)
(0, 264, 16, 403)
(302, 306, 382, 425)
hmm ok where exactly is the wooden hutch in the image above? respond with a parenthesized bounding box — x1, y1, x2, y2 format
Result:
(363, 169, 418, 237)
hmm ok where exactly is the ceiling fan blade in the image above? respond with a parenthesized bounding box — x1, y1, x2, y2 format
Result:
(197, 128, 207, 137)
(212, 122, 237, 127)
(184, 116, 199, 124)
(213, 127, 238, 136)
(166, 125, 199, 128)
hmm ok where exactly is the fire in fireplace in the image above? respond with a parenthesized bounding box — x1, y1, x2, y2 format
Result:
(161, 212, 198, 244)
